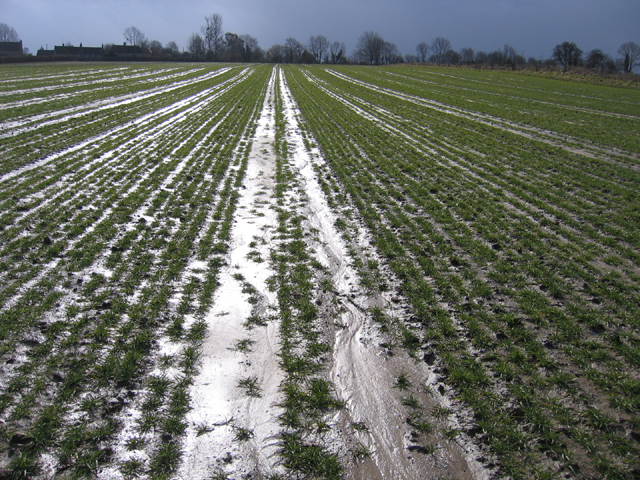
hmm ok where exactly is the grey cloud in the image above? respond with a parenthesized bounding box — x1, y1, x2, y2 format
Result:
(4, 0, 639, 59)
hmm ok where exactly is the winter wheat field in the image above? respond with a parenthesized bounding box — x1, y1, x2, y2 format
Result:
(0, 62, 639, 480)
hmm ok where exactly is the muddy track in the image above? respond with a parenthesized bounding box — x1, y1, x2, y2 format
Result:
(157, 66, 490, 479)
(278, 70, 488, 480)
(174, 66, 284, 480)
(283, 65, 640, 478)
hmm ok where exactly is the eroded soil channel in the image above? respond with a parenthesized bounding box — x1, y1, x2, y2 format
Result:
(177, 68, 284, 479)
(173, 67, 490, 479)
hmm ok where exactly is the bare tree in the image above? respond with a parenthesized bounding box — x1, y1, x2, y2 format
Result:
(240, 34, 261, 62)
(0, 23, 19, 42)
(552, 42, 582, 71)
(285, 37, 304, 63)
(460, 47, 475, 64)
(430, 37, 451, 64)
(165, 41, 179, 56)
(382, 42, 402, 64)
(416, 42, 429, 63)
(618, 42, 640, 73)
(330, 41, 346, 64)
(222, 32, 245, 62)
(266, 44, 285, 63)
(503, 44, 517, 64)
(355, 31, 385, 65)
(148, 40, 163, 55)
(188, 33, 205, 59)
(487, 50, 504, 65)
(475, 51, 488, 64)
(203, 13, 223, 60)
(308, 35, 329, 63)
(123, 26, 146, 47)
(445, 49, 461, 65)
(585, 49, 606, 69)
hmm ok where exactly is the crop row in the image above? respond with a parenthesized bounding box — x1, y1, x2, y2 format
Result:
(0, 67, 253, 306)
(286, 65, 640, 478)
(0, 64, 271, 478)
(264, 69, 345, 478)
(349, 66, 640, 153)
(0, 66, 196, 117)
(0, 65, 239, 175)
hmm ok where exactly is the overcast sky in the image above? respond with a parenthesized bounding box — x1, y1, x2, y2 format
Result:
(3, 0, 639, 60)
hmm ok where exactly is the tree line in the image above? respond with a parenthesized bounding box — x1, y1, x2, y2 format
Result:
(184, 18, 638, 73)
(550, 41, 639, 73)
(114, 17, 350, 65)
(126, 19, 640, 73)
(403, 36, 639, 73)
(2, 18, 638, 73)
(183, 16, 349, 64)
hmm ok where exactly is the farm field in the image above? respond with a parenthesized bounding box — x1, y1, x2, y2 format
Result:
(0, 62, 638, 479)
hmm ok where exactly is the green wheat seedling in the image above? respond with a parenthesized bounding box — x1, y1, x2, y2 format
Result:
(230, 338, 256, 353)
(393, 372, 412, 391)
(353, 443, 371, 460)
(237, 376, 262, 398)
(244, 314, 268, 329)
(233, 426, 255, 442)
(402, 394, 422, 410)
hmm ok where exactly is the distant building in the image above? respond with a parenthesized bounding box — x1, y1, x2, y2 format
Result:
(37, 48, 55, 57)
(107, 43, 151, 58)
(0, 41, 23, 57)
(53, 43, 103, 58)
